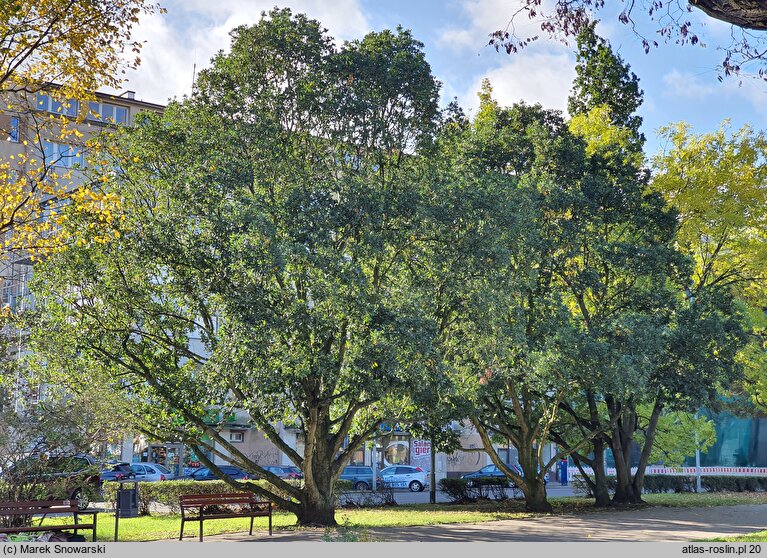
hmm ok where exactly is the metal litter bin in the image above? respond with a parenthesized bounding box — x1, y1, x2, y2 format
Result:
(114, 480, 139, 541)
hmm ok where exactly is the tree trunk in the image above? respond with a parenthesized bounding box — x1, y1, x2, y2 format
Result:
(520, 477, 552, 513)
(297, 456, 338, 526)
(590, 439, 611, 507)
(296, 490, 337, 527)
(630, 398, 664, 502)
(690, 0, 767, 30)
(610, 405, 641, 506)
(297, 407, 338, 527)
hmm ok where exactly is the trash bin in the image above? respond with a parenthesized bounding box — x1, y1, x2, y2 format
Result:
(117, 481, 139, 518)
(114, 480, 140, 541)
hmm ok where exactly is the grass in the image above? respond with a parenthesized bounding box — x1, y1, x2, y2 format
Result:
(707, 531, 767, 542)
(34, 491, 767, 542)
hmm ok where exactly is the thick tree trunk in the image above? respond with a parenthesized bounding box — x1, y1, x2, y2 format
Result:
(630, 398, 664, 502)
(297, 407, 338, 527)
(590, 439, 611, 507)
(296, 488, 337, 527)
(520, 478, 552, 513)
(610, 404, 643, 506)
(690, 0, 767, 30)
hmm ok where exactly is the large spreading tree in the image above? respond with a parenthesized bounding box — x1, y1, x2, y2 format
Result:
(31, 9, 441, 526)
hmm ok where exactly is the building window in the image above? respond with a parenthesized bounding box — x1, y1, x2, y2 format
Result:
(88, 101, 128, 124)
(229, 430, 244, 443)
(36, 93, 79, 117)
(9, 117, 19, 142)
(42, 140, 84, 168)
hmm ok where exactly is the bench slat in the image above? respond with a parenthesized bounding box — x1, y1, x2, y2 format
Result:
(0, 499, 98, 542)
(0, 524, 95, 533)
(179, 493, 272, 541)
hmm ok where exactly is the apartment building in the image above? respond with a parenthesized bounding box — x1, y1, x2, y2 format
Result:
(0, 88, 164, 314)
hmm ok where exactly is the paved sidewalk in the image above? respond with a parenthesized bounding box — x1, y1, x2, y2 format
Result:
(193, 504, 767, 542)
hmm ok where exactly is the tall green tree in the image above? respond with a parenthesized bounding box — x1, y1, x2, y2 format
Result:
(568, 23, 644, 152)
(423, 85, 592, 512)
(31, 9, 440, 527)
(652, 122, 767, 410)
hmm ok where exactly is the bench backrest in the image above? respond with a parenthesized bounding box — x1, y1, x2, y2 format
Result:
(179, 492, 268, 507)
(0, 500, 79, 516)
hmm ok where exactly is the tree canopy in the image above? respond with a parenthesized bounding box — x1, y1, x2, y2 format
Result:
(32, 8, 442, 527)
(0, 0, 161, 261)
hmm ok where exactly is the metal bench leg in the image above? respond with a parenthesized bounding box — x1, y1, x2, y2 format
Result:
(93, 514, 97, 542)
(179, 519, 184, 541)
(199, 518, 204, 542)
(249, 516, 254, 536)
(269, 511, 272, 536)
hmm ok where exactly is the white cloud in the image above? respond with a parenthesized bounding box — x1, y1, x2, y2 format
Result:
(662, 69, 716, 101)
(662, 68, 767, 116)
(459, 51, 576, 115)
(116, 0, 370, 104)
(438, 0, 558, 53)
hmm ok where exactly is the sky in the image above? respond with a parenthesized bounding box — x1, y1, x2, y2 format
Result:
(118, 0, 767, 158)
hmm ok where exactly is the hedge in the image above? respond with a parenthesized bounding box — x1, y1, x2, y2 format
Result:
(438, 477, 518, 503)
(571, 475, 767, 496)
(102, 478, 353, 515)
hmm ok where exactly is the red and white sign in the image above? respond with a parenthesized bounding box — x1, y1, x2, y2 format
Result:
(413, 440, 431, 458)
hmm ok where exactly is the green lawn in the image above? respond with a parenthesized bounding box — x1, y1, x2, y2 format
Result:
(35, 492, 767, 542)
(708, 531, 767, 542)
(642, 492, 767, 507)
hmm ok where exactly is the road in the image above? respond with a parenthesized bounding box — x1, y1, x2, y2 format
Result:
(339, 482, 578, 505)
(203, 503, 767, 542)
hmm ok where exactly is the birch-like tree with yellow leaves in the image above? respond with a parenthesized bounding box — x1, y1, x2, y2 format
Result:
(0, 0, 162, 261)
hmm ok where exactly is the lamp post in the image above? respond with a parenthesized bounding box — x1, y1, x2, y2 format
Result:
(371, 439, 377, 492)
(429, 438, 436, 504)
(694, 413, 702, 493)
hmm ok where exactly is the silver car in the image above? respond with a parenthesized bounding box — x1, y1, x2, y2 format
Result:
(129, 463, 174, 481)
(379, 465, 429, 492)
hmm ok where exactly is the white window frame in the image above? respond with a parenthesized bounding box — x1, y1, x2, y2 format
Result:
(88, 101, 128, 124)
(42, 140, 84, 168)
(8, 116, 19, 142)
(36, 93, 79, 117)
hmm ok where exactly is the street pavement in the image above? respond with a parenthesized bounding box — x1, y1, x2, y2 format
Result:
(195, 503, 767, 543)
(342, 482, 578, 505)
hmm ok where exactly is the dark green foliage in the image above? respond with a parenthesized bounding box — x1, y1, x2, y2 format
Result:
(31, 8, 440, 528)
(438, 477, 516, 503)
(572, 475, 767, 496)
(101, 479, 354, 515)
(568, 22, 644, 147)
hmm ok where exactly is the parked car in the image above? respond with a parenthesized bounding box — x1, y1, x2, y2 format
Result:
(179, 465, 251, 481)
(100, 462, 136, 483)
(130, 462, 174, 481)
(378, 465, 428, 492)
(462, 464, 516, 486)
(5, 454, 101, 509)
(340, 466, 374, 490)
(262, 465, 303, 480)
(462, 463, 546, 486)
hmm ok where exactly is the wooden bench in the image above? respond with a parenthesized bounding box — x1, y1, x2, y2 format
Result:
(179, 492, 272, 542)
(0, 500, 98, 541)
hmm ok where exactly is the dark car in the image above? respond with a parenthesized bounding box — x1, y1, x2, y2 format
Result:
(100, 462, 136, 483)
(6, 454, 101, 509)
(462, 463, 546, 486)
(461, 463, 518, 481)
(262, 465, 303, 480)
(180, 465, 251, 481)
(340, 466, 374, 490)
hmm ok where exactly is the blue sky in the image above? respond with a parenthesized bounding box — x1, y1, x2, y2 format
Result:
(122, 0, 767, 157)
